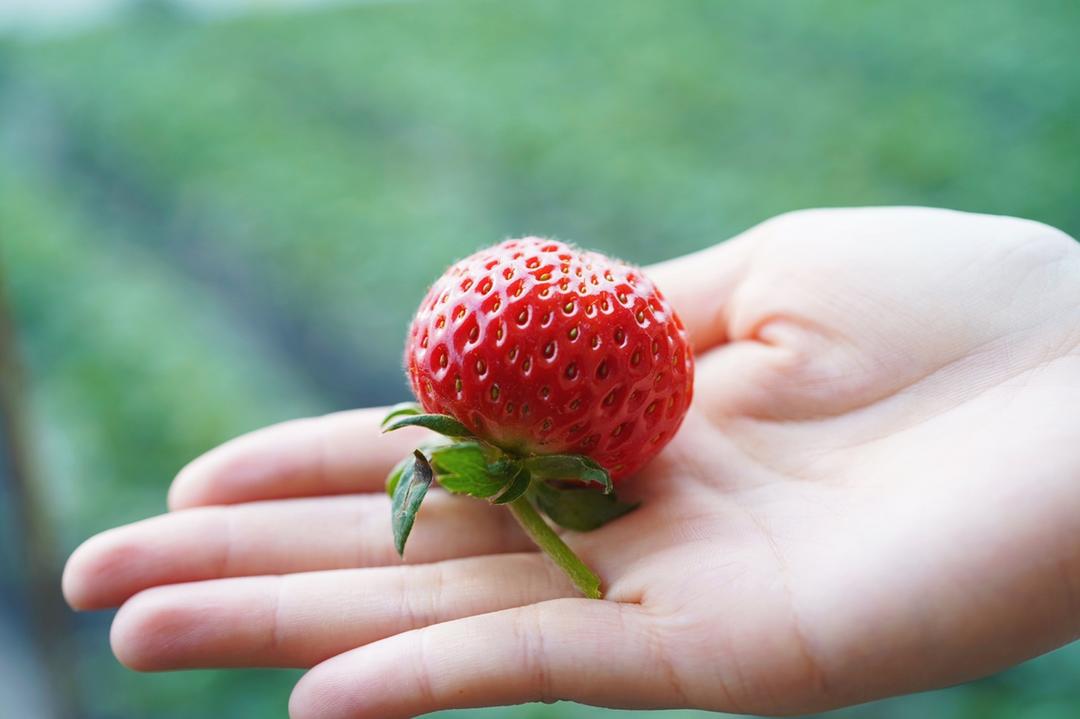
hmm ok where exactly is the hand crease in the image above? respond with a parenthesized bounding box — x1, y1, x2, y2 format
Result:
(425, 562, 446, 626)
(836, 343, 1078, 457)
(520, 605, 554, 703)
(312, 417, 333, 490)
(413, 629, 438, 707)
(637, 604, 690, 706)
(398, 567, 421, 630)
(270, 576, 287, 653)
(218, 507, 236, 578)
(745, 508, 832, 702)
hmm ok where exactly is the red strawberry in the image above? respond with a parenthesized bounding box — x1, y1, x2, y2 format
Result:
(382, 237, 694, 599)
(404, 237, 693, 481)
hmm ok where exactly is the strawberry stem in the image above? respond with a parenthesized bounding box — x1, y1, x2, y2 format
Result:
(506, 496, 603, 599)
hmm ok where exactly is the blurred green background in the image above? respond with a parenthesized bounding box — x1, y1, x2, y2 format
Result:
(1, 0, 1077, 717)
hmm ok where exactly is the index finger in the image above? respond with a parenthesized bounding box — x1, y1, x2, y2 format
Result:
(172, 232, 753, 511)
(168, 408, 428, 509)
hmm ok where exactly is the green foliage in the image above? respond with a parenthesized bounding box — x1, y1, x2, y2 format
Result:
(430, 443, 507, 498)
(524, 454, 612, 492)
(390, 450, 434, 556)
(533, 482, 638, 532)
(488, 466, 531, 505)
(2, 0, 1078, 717)
(384, 454, 412, 497)
(0, 168, 323, 540)
(380, 401, 423, 427)
(382, 412, 475, 438)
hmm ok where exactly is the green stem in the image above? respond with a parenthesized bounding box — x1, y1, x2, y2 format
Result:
(507, 496, 603, 599)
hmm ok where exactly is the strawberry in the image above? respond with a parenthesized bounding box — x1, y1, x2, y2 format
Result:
(382, 238, 694, 598)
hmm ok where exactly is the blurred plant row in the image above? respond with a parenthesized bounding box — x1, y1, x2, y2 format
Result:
(1, 0, 1077, 717)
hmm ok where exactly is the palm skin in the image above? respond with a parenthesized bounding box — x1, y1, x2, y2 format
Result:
(63, 208, 1080, 718)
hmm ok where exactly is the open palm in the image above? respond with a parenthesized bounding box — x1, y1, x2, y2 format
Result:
(64, 208, 1080, 718)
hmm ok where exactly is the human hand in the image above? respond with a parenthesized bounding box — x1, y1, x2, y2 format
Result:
(63, 207, 1080, 718)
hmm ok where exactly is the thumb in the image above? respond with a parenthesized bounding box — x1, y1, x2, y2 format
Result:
(647, 222, 803, 419)
(645, 228, 757, 354)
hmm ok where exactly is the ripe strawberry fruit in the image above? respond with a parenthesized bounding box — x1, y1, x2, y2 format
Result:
(383, 237, 694, 598)
(405, 237, 693, 479)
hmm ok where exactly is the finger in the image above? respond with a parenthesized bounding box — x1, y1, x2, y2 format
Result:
(168, 407, 429, 509)
(646, 225, 756, 353)
(63, 493, 530, 611)
(109, 554, 574, 670)
(289, 599, 679, 719)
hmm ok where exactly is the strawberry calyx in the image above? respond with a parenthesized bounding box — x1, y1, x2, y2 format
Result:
(380, 402, 637, 599)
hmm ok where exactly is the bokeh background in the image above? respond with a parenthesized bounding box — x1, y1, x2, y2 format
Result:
(1, 0, 1078, 717)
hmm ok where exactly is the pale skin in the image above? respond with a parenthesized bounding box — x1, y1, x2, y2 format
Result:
(63, 207, 1080, 718)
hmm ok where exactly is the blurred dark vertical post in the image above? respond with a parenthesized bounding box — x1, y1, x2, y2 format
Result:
(0, 268, 77, 719)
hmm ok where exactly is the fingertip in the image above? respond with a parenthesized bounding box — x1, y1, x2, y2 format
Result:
(61, 541, 92, 610)
(167, 460, 203, 511)
(168, 433, 259, 510)
(289, 667, 350, 719)
(167, 435, 257, 510)
(287, 673, 315, 719)
(62, 530, 138, 611)
(110, 588, 178, 672)
(646, 232, 755, 354)
(110, 593, 151, 670)
(290, 640, 411, 719)
(166, 418, 329, 510)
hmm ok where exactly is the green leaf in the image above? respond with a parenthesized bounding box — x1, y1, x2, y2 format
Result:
(385, 455, 412, 497)
(391, 450, 434, 556)
(491, 466, 531, 504)
(429, 441, 486, 476)
(430, 442, 506, 498)
(487, 457, 522, 477)
(380, 401, 423, 428)
(382, 413, 475, 439)
(523, 454, 612, 494)
(533, 481, 638, 531)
